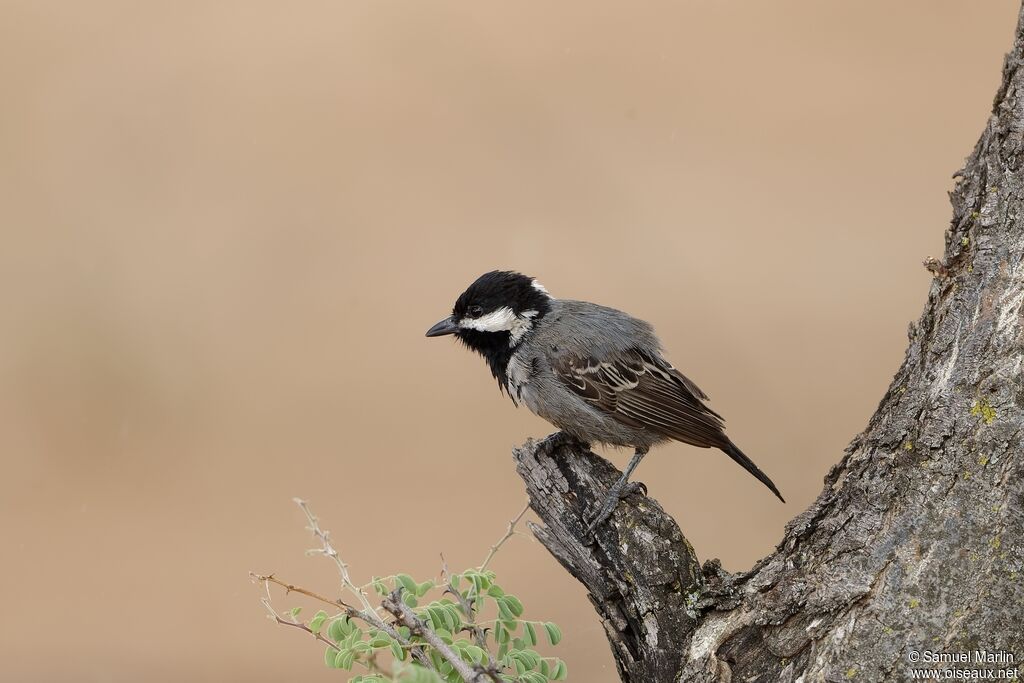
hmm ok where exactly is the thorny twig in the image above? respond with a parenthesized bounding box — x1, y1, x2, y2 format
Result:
(294, 497, 375, 613)
(254, 499, 525, 683)
(256, 572, 438, 672)
(259, 595, 397, 677)
(259, 597, 341, 653)
(256, 502, 439, 672)
(441, 556, 496, 671)
(251, 572, 355, 612)
(382, 588, 502, 683)
(479, 500, 531, 571)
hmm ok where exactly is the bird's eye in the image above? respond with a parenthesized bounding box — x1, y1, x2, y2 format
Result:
(468, 305, 484, 318)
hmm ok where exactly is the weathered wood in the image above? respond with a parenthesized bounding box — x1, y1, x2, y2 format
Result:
(513, 432, 703, 683)
(513, 5, 1024, 680)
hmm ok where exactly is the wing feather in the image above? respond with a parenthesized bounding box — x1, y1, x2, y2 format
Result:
(553, 347, 726, 448)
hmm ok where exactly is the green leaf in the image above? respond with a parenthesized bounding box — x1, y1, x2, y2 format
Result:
(416, 581, 434, 598)
(328, 616, 352, 642)
(309, 610, 328, 633)
(397, 574, 418, 595)
(403, 592, 418, 608)
(504, 595, 524, 617)
(518, 650, 540, 669)
(342, 627, 363, 649)
(464, 645, 486, 665)
(289, 606, 302, 619)
(336, 649, 355, 670)
(487, 584, 505, 598)
(543, 622, 562, 646)
(324, 646, 339, 668)
(523, 622, 537, 647)
(496, 597, 514, 621)
(395, 663, 444, 683)
(443, 605, 462, 631)
(552, 659, 568, 680)
(397, 664, 445, 683)
(391, 640, 405, 661)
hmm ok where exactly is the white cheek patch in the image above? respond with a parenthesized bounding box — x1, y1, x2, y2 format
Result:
(459, 306, 517, 332)
(531, 280, 550, 296)
(459, 307, 538, 345)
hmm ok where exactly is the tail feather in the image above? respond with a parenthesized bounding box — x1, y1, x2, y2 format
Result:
(721, 440, 785, 503)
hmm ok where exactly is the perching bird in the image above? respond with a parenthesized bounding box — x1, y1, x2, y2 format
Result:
(426, 270, 784, 532)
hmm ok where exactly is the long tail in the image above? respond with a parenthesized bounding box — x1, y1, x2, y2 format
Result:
(721, 440, 785, 503)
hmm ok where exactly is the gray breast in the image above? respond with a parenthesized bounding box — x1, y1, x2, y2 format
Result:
(507, 301, 665, 448)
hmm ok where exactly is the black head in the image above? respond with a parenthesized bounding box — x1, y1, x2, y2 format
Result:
(425, 270, 553, 384)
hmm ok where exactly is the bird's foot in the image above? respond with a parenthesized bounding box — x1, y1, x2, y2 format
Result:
(585, 481, 647, 536)
(539, 431, 591, 454)
(626, 480, 648, 497)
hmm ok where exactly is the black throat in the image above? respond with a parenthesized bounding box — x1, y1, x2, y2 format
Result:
(457, 329, 517, 388)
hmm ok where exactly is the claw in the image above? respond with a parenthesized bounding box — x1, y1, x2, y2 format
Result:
(540, 431, 591, 457)
(626, 481, 648, 497)
(585, 506, 613, 537)
(585, 480, 647, 536)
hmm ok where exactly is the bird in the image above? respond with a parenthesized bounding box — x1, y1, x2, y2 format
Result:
(425, 270, 784, 533)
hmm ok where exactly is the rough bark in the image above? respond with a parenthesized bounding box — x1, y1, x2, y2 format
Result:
(513, 7, 1024, 681)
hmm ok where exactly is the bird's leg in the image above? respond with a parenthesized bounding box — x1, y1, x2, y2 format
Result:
(586, 448, 648, 535)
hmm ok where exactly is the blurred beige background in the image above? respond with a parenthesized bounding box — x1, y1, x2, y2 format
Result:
(0, 1, 1018, 681)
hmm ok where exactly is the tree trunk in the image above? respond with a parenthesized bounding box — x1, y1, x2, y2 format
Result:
(513, 6, 1024, 681)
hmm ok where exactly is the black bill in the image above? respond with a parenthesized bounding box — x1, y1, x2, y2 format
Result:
(425, 316, 458, 337)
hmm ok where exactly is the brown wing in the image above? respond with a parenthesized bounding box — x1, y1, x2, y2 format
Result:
(553, 347, 727, 448)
